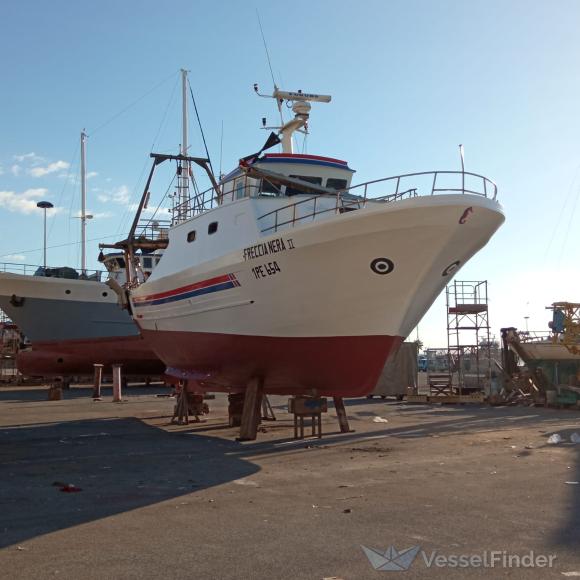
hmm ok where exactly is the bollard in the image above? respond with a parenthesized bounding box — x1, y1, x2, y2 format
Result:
(112, 364, 123, 402)
(92, 364, 104, 400)
(48, 380, 63, 401)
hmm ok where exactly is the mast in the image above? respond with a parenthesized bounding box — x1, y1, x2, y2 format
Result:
(80, 130, 88, 274)
(177, 68, 190, 222)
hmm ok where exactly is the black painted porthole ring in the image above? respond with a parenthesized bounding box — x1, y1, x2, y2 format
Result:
(370, 258, 395, 275)
(442, 260, 461, 277)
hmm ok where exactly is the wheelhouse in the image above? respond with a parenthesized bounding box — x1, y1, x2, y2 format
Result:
(219, 153, 355, 203)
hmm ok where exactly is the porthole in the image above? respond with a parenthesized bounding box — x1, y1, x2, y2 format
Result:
(187, 230, 197, 243)
(442, 260, 461, 277)
(370, 258, 394, 275)
(208, 222, 218, 235)
(102, 292, 108, 297)
(65, 290, 71, 295)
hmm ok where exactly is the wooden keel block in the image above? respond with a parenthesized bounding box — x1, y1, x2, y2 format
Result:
(237, 377, 264, 441)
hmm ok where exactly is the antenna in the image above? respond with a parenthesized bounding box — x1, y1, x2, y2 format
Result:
(219, 120, 224, 178)
(256, 10, 276, 89)
(459, 144, 465, 194)
(256, 11, 284, 126)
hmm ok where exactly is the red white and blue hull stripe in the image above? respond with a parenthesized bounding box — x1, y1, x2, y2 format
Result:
(133, 274, 240, 308)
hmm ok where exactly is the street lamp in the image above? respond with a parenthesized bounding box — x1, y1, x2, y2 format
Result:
(36, 201, 54, 270)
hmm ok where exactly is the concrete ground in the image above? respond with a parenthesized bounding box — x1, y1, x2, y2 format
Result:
(0, 385, 579, 579)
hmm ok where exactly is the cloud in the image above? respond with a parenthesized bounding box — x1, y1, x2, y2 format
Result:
(3, 254, 26, 262)
(97, 185, 131, 206)
(58, 170, 97, 183)
(0, 188, 63, 215)
(141, 205, 171, 216)
(13, 152, 44, 163)
(11, 165, 21, 176)
(29, 160, 70, 177)
(0, 166, 4, 175)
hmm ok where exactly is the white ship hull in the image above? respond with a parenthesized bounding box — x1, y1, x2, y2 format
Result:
(131, 193, 504, 395)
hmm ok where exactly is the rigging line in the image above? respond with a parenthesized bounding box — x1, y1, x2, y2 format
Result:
(88, 70, 179, 137)
(544, 162, 580, 259)
(143, 173, 176, 226)
(116, 75, 179, 236)
(150, 74, 179, 152)
(0, 232, 130, 259)
(47, 143, 80, 240)
(256, 10, 276, 88)
(187, 80, 213, 172)
(559, 181, 580, 266)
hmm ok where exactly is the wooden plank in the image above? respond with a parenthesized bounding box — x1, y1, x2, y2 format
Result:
(238, 377, 264, 441)
(333, 396, 352, 433)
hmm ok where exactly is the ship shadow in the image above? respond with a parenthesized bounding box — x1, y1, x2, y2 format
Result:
(0, 384, 172, 403)
(0, 416, 259, 549)
(544, 429, 580, 551)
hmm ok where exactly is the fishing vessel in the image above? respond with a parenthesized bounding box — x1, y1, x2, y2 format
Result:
(0, 259, 164, 378)
(116, 82, 505, 397)
(0, 133, 166, 379)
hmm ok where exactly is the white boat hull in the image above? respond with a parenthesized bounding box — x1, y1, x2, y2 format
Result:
(131, 194, 504, 395)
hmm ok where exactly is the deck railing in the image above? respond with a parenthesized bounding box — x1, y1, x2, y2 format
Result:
(134, 219, 171, 240)
(0, 262, 104, 281)
(258, 170, 497, 234)
(170, 169, 497, 232)
(173, 175, 262, 221)
(518, 331, 553, 343)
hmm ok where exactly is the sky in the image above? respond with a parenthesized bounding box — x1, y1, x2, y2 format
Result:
(1, 0, 580, 347)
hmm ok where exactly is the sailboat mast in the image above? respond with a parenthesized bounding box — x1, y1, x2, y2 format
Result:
(178, 68, 190, 221)
(80, 130, 88, 274)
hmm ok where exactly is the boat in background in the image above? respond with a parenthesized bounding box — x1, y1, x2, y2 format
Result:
(111, 78, 504, 397)
(0, 132, 166, 379)
(0, 256, 165, 378)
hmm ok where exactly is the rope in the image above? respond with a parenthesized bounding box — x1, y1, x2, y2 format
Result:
(88, 70, 178, 137)
(0, 232, 130, 259)
(187, 80, 213, 173)
(115, 75, 180, 236)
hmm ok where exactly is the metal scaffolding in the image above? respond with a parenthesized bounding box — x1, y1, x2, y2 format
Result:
(446, 280, 492, 396)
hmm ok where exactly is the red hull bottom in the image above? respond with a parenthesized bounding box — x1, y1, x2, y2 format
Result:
(141, 330, 403, 397)
(18, 335, 166, 378)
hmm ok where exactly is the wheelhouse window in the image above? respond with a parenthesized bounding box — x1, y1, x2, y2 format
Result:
(208, 222, 218, 235)
(142, 257, 152, 269)
(326, 178, 348, 190)
(187, 230, 196, 242)
(286, 175, 322, 195)
(260, 179, 281, 195)
(235, 180, 245, 200)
